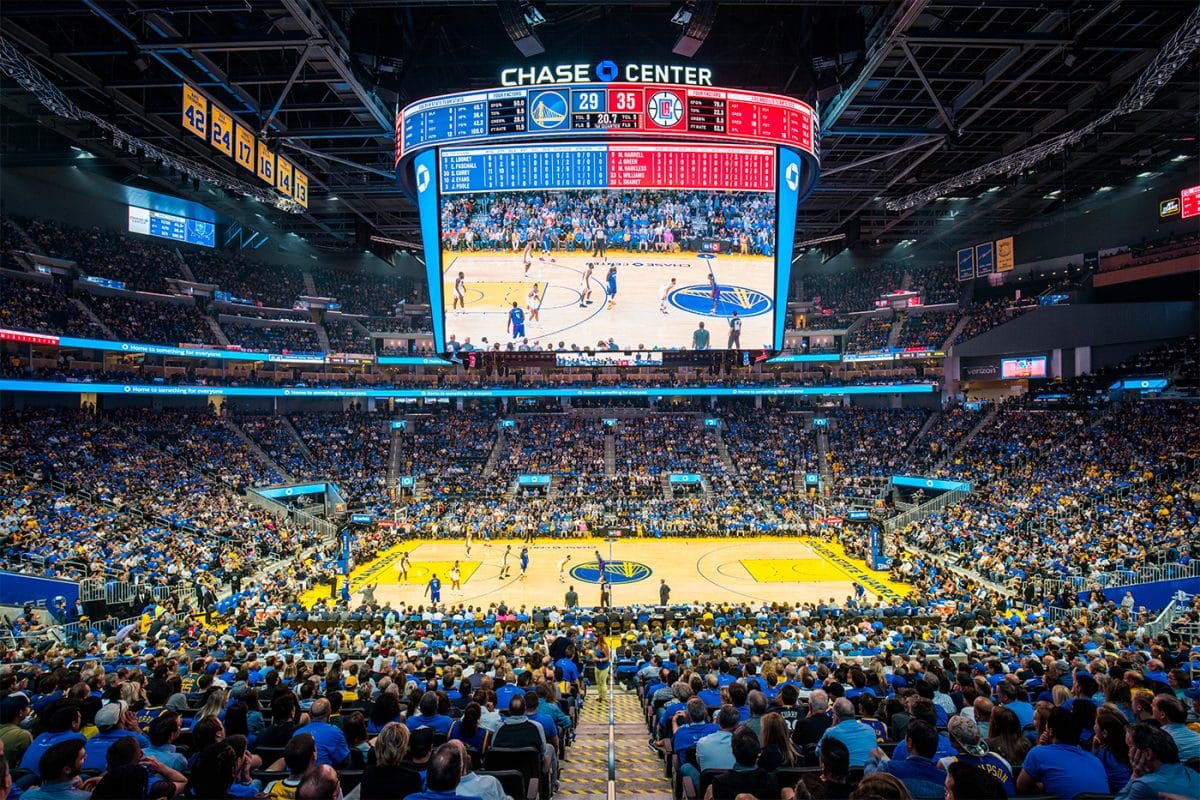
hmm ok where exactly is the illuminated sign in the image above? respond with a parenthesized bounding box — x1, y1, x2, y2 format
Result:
(1181, 185, 1200, 219)
(668, 473, 702, 484)
(500, 62, 713, 87)
(350, 514, 375, 524)
(390, 420, 407, 430)
(518, 474, 551, 485)
(1001, 356, 1047, 379)
(1159, 197, 1180, 217)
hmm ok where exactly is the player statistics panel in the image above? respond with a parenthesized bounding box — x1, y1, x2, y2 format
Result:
(439, 143, 776, 194)
(399, 83, 817, 161)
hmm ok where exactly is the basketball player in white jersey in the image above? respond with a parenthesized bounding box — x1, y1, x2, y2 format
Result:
(464, 528, 473, 555)
(557, 554, 572, 583)
(523, 238, 534, 276)
(659, 277, 676, 314)
(527, 282, 541, 323)
(579, 263, 594, 308)
(452, 271, 466, 310)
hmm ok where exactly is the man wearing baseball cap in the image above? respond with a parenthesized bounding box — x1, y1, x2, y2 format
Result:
(940, 716, 1016, 796)
(81, 700, 151, 771)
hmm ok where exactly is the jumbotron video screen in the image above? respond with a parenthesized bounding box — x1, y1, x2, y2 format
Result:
(438, 144, 777, 352)
(396, 78, 819, 352)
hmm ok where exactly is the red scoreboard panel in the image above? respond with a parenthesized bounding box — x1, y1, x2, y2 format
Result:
(1181, 185, 1200, 219)
(607, 145, 775, 191)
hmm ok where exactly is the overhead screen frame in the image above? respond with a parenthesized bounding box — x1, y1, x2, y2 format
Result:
(399, 81, 820, 354)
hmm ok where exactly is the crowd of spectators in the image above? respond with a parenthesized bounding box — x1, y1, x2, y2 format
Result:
(492, 415, 606, 491)
(186, 252, 308, 311)
(896, 312, 960, 351)
(846, 317, 894, 353)
(322, 318, 372, 354)
(289, 412, 392, 509)
(221, 321, 323, 354)
(87, 296, 215, 346)
(826, 409, 929, 481)
(440, 189, 777, 256)
(16, 216, 183, 291)
(0, 275, 100, 337)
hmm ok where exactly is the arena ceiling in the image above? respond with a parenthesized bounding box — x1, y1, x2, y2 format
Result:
(1, 1, 1197, 257)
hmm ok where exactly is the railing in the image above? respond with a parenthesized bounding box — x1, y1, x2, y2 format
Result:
(1042, 560, 1200, 596)
(885, 488, 970, 533)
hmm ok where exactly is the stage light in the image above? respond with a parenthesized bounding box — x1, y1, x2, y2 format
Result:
(498, 0, 545, 57)
(671, 1, 717, 58)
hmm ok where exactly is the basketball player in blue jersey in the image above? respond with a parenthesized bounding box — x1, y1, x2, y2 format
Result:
(605, 265, 618, 310)
(425, 573, 441, 604)
(452, 271, 466, 310)
(594, 549, 606, 577)
(507, 302, 525, 340)
(519, 546, 529, 580)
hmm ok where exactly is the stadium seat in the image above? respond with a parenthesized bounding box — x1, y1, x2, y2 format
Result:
(483, 746, 543, 800)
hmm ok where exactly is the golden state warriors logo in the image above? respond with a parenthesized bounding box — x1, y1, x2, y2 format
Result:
(529, 90, 568, 130)
(669, 284, 773, 317)
(569, 560, 652, 585)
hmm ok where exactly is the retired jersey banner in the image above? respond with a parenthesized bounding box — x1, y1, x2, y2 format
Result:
(995, 236, 1014, 272)
(957, 247, 975, 281)
(182, 85, 208, 139)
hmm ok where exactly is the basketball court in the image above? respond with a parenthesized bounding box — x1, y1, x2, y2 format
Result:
(441, 250, 777, 351)
(304, 536, 909, 610)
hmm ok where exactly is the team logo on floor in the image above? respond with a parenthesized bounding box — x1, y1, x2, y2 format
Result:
(569, 560, 652, 584)
(669, 285, 774, 317)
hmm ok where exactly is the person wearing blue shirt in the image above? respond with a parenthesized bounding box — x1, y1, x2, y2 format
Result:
(672, 698, 718, 754)
(679, 704, 739, 789)
(290, 698, 349, 768)
(817, 698, 879, 768)
(19, 704, 86, 773)
(402, 741, 474, 800)
(524, 692, 559, 750)
(1116, 721, 1200, 800)
(868, 720, 946, 798)
(938, 716, 1017, 797)
(19, 738, 91, 800)
(1017, 707, 1109, 799)
(997, 682, 1035, 730)
(1153, 693, 1200, 760)
(697, 674, 723, 708)
(405, 691, 454, 736)
(425, 574, 441, 604)
(507, 302, 525, 340)
(81, 700, 152, 772)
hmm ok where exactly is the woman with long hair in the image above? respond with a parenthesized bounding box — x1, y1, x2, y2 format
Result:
(361, 722, 423, 800)
(987, 706, 1031, 769)
(757, 712, 800, 771)
(195, 688, 228, 723)
(448, 701, 491, 753)
(368, 691, 402, 735)
(1092, 704, 1132, 793)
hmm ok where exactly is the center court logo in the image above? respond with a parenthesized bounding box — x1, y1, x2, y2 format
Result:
(529, 89, 568, 129)
(669, 285, 774, 318)
(569, 560, 652, 585)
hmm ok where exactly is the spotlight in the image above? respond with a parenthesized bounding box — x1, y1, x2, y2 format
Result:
(671, 1, 717, 58)
(498, 0, 545, 57)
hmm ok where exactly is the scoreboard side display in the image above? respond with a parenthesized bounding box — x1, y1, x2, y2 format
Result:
(398, 83, 818, 163)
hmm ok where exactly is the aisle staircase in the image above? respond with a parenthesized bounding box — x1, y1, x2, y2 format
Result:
(224, 418, 294, 483)
(558, 690, 671, 800)
(604, 432, 616, 476)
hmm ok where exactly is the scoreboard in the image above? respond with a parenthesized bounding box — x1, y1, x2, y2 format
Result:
(398, 83, 817, 164)
(439, 144, 776, 194)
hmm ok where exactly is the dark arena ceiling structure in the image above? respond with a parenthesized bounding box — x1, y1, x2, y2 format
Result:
(1, 1, 1197, 257)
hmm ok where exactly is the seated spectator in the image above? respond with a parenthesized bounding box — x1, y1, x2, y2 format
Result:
(144, 711, 188, 772)
(757, 712, 800, 772)
(1153, 694, 1200, 761)
(406, 691, 453, 736)
(986, 707, 1030, 772)
(290, 698, 348, 768)
(263, 733, 316, 800)
(18, 702, 85, 773)
(680, 704, 740, 787)
(97, 734, 187, 798)
(19, 739, 90, 800)
(296, 764, 341, 800)
(792, 689, 832, 748)
(447, 702, 491, 753)
(405, 742, 470, 800)
(444, 739, 510, 800)
(83, 700, 152, 771)
(359, 722, 422, 800)
(938, 716, 1015, 797)
(491, 695, 546, 753)
(1116, 721, 1200, 800)
(1093, 705, 1133, 793)
(792, 737, 851, 799)
(0, 694, 32, 770)
(944, 761, 1007, 800)
(706, 725, 781, 800)
(866, 719, 943, 797)
(1016, 707, 1109, 799)
(817, 698, 877, 768)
